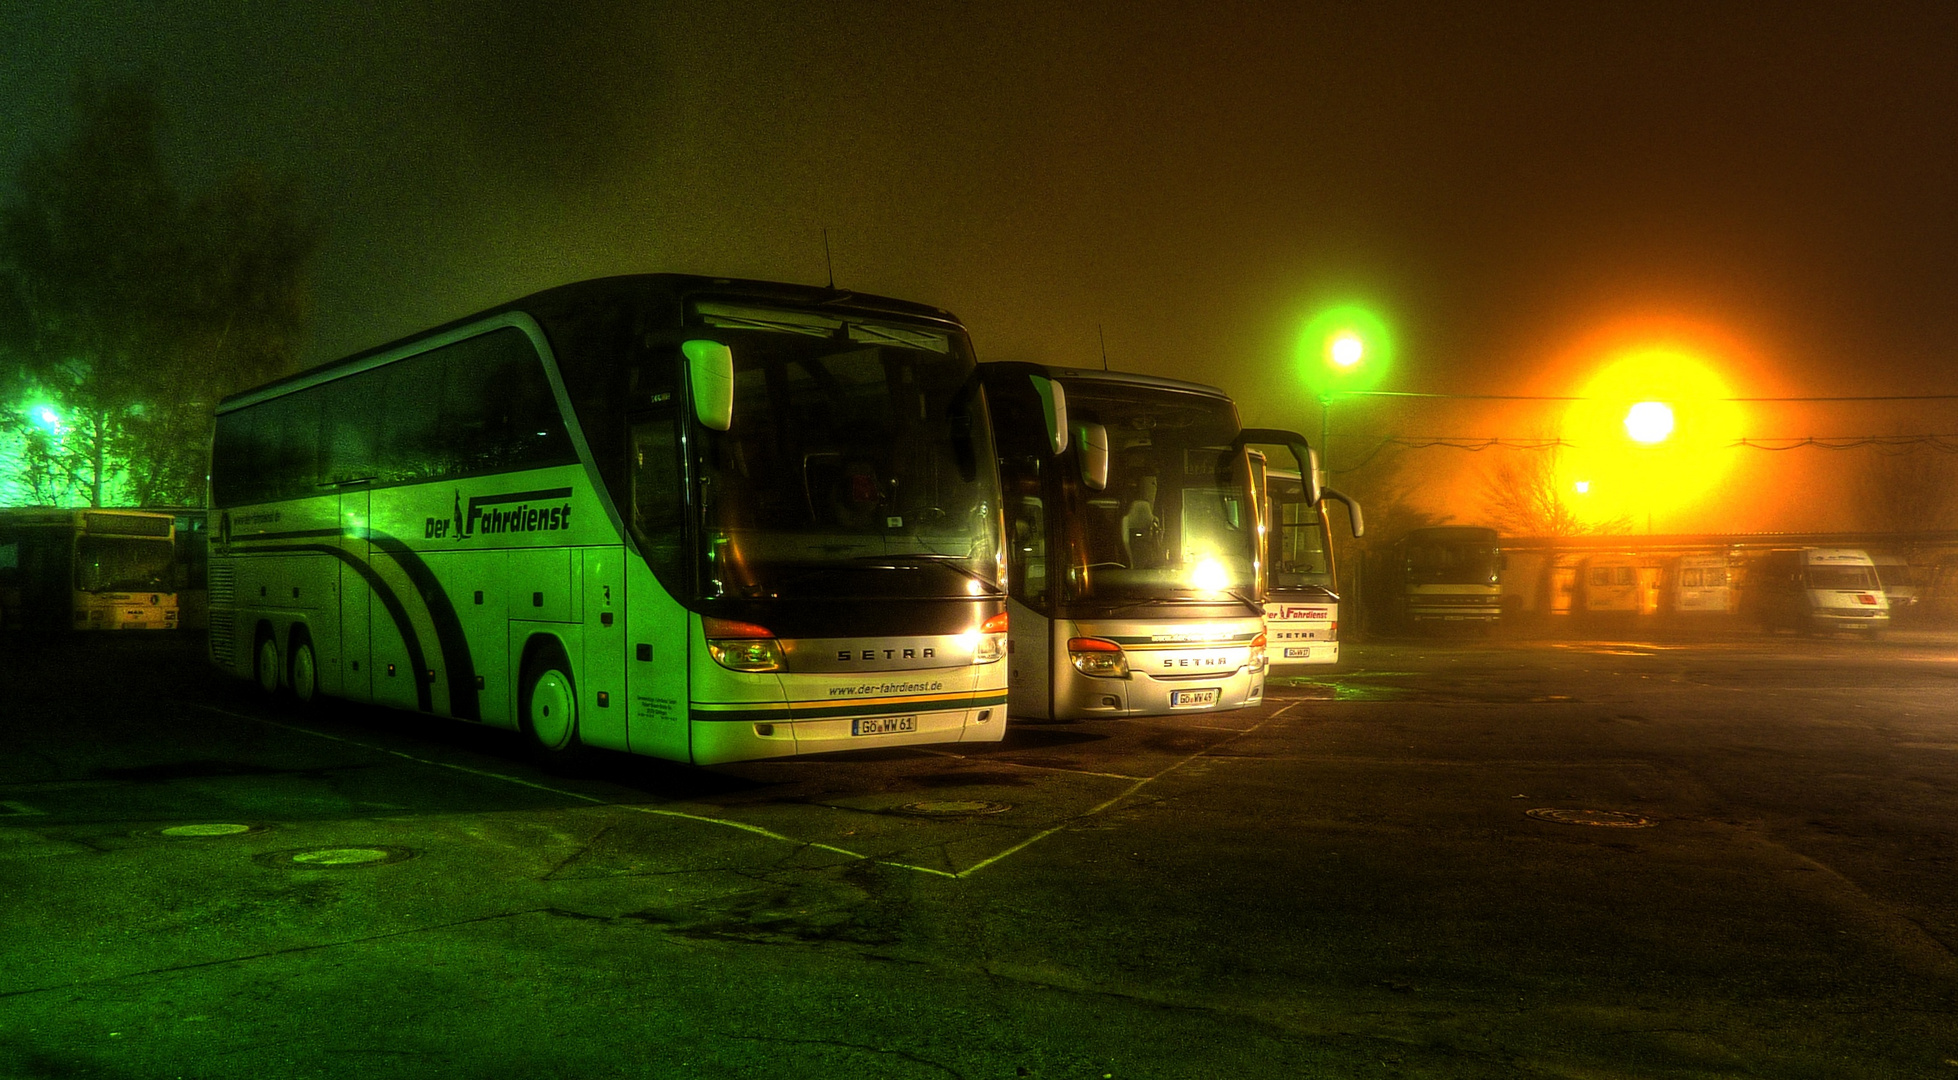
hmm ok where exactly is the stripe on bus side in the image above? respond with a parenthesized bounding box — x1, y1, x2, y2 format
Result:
(229, 528, 481, 720)
(364, 533, 481, 721)
(240, 541, 437, 714)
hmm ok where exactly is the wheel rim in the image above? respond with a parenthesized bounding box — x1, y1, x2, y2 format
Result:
(527, 669, 577, 750)
(256, 637, 280, 695)
(291, 641, 317, 703)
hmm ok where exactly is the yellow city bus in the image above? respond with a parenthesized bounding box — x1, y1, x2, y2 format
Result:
(0, 508, 180, 631)
(206, 275, 1011, 766)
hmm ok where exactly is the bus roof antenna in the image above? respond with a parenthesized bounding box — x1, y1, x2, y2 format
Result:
(1098, 325, 1109, 371)
(822, 228, 835, 290)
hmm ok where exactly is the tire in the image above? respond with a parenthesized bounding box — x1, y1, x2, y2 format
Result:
(289, 631, 319, 705)
(255, 631, 282, 696)
(520, 644, 586, 766)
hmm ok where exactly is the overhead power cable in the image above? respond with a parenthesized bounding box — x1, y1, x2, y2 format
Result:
(1340, 390, 1958, 403)
(1328, 434, 1958, 463)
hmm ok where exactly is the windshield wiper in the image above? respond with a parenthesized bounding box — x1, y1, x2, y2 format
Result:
(850, 553, 1001, 590)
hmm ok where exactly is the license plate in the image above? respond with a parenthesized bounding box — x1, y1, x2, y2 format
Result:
(852, 715, 918, 736)
(1170, 688, 1219, 708)
(1283, 647, 1311, 658)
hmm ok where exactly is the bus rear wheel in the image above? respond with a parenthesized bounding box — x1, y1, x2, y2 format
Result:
(521, 646, 586, 767)
(255, 631, 281, 696)
(289, 632, 319, 705)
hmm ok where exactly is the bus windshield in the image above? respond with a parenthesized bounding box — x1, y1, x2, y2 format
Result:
(1270, 476, 1332, 590)
(75, 536, 174, 593)
(1405, 540, 1500, 585)
(1062, 382, 1254, 602)
(690, 303, 1000, 601)
(1807, 565, 1878, 591)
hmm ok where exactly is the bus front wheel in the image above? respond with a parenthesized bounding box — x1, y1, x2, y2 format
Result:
(254, 631, 281, 696)
(521, 646, 586, 766)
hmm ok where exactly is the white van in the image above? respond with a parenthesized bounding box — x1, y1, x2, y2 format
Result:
(1669, 554, 1732, 615)
(1869, 553, 1919, 618)
(1747, 548, 1890, 634)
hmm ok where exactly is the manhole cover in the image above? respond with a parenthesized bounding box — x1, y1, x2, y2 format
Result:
(894, 801, 1011, 817)
(255, 846, 417, 868)
(1526, 808, 1652, 828)
(158, 823, 258, 838)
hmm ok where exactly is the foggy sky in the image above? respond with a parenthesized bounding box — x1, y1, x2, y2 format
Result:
(9, 1, 1958, 530)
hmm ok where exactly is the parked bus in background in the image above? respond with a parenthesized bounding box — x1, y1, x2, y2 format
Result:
(1745, 548, 1889, 635)
(1261, 466, 1363, 669)
(0, 508, 179, 631)
(980, 362, 1316, 720)
(1393, 526, 1502, 628)
(142, 506, 212, 630)
(208, 275, 1011, 766)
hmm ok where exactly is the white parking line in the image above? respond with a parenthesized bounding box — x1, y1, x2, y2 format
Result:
(189, 701, 1296, 880)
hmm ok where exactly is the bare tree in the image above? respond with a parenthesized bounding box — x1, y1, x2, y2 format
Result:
(0, 75, 315, 506)
(1861, 446, 1958, 536)
(1475, 442, 1630, 537)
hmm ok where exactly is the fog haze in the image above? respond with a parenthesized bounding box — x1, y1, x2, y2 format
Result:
(9, 1, 1958, 531)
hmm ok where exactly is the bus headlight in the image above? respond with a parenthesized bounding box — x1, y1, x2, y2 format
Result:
(704, 617, 786, 673)
(1067, 637, 1129, 678)
(972, 611, 1009, 664)
(1190, 556, 1228, 592)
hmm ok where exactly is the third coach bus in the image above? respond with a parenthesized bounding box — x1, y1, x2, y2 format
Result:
(208, 275, 1013, 765)
(1261, 467, 1363, 669)
(980, 362, 1319, 720)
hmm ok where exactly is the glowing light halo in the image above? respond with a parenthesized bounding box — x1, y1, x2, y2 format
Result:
(1556, 347, 1745, 530)
(1295, 304, 1393, 397)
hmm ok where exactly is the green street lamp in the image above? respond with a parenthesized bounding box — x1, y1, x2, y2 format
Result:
(1296, 304, 1393, 473)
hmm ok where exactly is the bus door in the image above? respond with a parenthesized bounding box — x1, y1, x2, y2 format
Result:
(579, 546, 628, 750)
(624, 412, 694, 761)
(338, 488, 372, 702)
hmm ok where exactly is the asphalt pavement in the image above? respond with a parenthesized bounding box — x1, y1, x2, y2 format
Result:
(3, 628, 1955, 1079)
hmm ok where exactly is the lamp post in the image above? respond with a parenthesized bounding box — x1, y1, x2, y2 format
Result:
(1298, 312, 1388, 481)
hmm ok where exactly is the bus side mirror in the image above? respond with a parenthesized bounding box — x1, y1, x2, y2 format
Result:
(1323, 485, 1364, 538)
(1236, 428, 1321, 506)
(1030, 375, 1069, 455)
(683, 340, 735, 432)
(1076, 421, 1109, 491)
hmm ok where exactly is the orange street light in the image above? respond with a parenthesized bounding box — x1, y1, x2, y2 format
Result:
(1624, 401, 1674, 444)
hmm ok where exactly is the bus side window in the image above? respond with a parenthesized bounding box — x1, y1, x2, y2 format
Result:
(441, 328, 574, 475)
(380, 352, 448, 482)
(321, 370, 382, 484)
(218, 404, 292, 504)
(268, 392, 324, 498)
